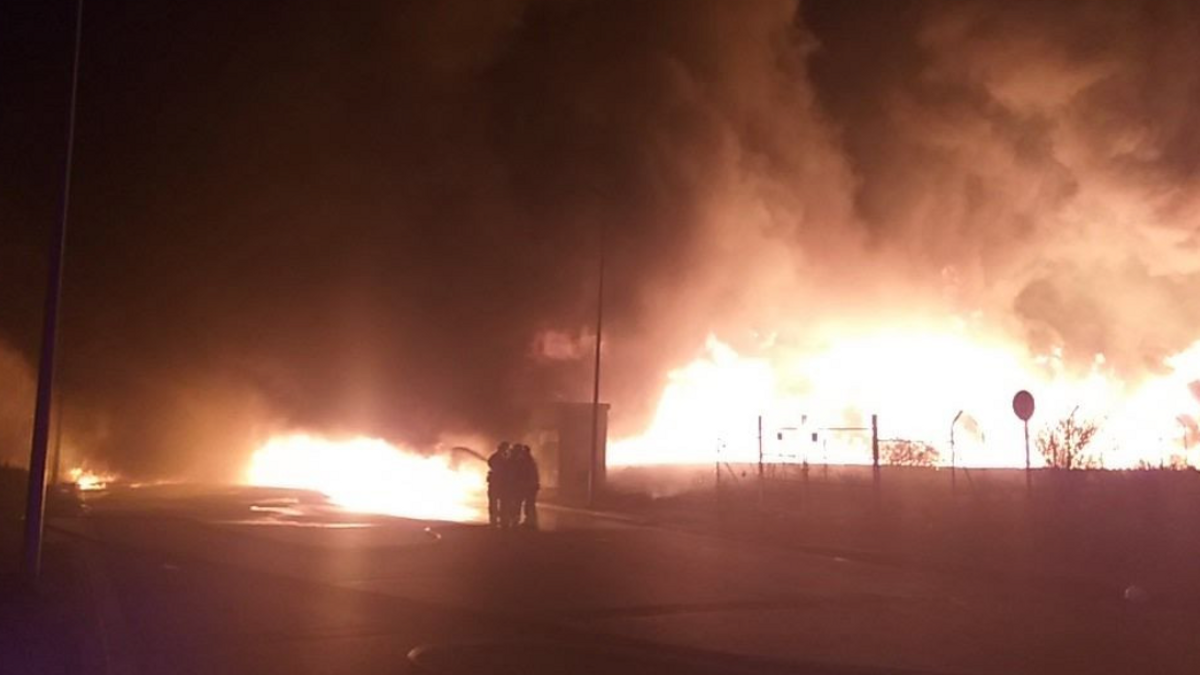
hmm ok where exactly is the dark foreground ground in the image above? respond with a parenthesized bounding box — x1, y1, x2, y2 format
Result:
(608, 464, 1200, 600)
(2, 471, 1199, 675)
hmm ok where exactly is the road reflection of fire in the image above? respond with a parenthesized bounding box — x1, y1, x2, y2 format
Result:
(245, 434, 486, 522)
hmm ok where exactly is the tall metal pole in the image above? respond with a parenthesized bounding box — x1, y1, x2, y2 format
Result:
(23, 0, 84, 585)
(587, 221, 606, 508)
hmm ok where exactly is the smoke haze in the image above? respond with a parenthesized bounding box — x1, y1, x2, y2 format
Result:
(1, 0, 1197, 477)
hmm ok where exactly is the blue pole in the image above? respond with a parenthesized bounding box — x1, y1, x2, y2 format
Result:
(23, 0, 84, 585)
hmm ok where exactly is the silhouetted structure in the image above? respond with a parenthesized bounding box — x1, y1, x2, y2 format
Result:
(529, 402, 609, 505)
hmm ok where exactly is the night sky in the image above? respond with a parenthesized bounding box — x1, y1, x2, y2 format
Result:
(2, 0, 1198, 478)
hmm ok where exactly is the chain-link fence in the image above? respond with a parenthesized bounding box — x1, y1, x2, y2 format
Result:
(708, 414, 1016, 509)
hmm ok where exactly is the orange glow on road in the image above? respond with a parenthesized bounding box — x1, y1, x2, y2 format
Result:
(245, 434, 486, 522)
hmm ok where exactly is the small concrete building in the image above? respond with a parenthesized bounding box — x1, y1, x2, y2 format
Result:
(527, 402, 609, 505)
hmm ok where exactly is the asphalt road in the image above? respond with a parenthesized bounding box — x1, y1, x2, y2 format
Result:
(33, 485, 1200, 675)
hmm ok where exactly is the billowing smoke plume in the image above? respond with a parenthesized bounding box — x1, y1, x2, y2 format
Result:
(1, 0, 1197, 477)
(803, 0, 1200, 374)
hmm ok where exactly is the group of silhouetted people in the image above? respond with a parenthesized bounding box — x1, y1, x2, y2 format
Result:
(487, 441, 539, 529)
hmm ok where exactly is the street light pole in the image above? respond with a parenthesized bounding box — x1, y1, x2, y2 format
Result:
(22, 0, 84, 585)
(587, 221, 606, 508)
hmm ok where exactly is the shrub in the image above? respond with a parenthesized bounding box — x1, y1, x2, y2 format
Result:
(881, 440, 941, 467)
(1037, 408, 1102, 469)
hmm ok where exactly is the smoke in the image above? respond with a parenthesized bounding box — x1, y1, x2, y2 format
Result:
(1, 0, 1198, 477)
(0, 341, 35, 467)
(803, 0, 1200, 372)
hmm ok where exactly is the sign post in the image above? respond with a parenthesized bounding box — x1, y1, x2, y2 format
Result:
(1012, 390, 1035, 492)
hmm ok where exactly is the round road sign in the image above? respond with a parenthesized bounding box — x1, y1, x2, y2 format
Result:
(1012, 390, 1035, 421)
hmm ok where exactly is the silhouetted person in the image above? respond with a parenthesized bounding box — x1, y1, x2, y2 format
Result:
(512, 444, 540, 529)
(500, 452, 523, 528)
(487, 442, 511, 527)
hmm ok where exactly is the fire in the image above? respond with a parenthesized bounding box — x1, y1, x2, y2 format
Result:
(244, 434, 486, 521)
(68, 467, 116, 491)
(610, 324, 1200, 470)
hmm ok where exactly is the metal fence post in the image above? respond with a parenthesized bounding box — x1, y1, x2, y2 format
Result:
(951, 410, 962, 497)
(871, 414, 880, 490)
(714, 442, 721, 511)
(757, 415, 764, 509)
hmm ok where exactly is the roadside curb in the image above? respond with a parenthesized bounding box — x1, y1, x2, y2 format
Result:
(538, 502, 649, 525)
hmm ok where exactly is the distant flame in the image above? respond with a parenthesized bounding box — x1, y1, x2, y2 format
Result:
(245, 434, 486, 521)
(68, 467, 116, 491)
(611, 327, 1200, 470)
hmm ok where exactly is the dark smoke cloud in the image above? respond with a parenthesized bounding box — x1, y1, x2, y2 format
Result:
(1, 0, 1198, 477)
(804, 0, 1200, 373)
(0, 343, 35, 466)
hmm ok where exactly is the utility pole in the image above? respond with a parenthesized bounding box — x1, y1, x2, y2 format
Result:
(587, 221, 606, 508)
(23, 0, 84, 585)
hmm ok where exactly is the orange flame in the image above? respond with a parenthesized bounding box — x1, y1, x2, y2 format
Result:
(245, 434, 486, 521)
(68, 466, 116, 491)
(611, 326, 1200, 470)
